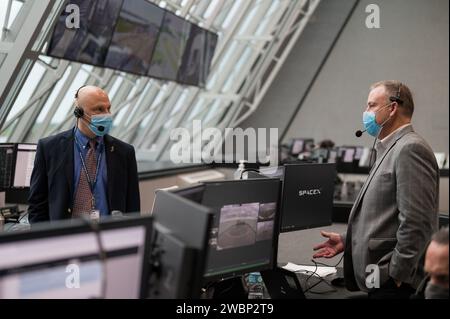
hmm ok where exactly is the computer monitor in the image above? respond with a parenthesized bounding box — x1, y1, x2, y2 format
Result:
(13, 144, 37, 188)
(339, 146, 356, 163)
(104, 0, 164, 75)
(150, 189, 213, 298)
(200, 178, 282, 280)
(0, 214, 152, 299)
(148, 10, 191, 81)
(0, 144, 15, 190)
(290, 138, 314, 156)
(280, 163, 336, 232)
(0, 143, 37, 190)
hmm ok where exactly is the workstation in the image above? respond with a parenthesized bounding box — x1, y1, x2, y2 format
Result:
(0, 0, 448, 301)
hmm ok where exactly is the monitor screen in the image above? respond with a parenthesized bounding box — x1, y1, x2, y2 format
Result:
(280, 163, 336, 232)
(104, 0, 164, 75)
(0, 143, 37, 190)
(46, 0, 218, 87)
(0, 144, 15, 189)
(47, 0, 123, 66)
(177, 25, 218, 87)
(200, 178, 281, 280)
(147, 10, 191, 81)
(0, 215, 152, 299)
(290, 138, 314, 156)
(291, 140, 304, 155)
(13, 144, 37, 188)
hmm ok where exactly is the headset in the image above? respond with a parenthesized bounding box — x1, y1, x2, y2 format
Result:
(389, 82, 404, 104)
(74, 85, 86, 119)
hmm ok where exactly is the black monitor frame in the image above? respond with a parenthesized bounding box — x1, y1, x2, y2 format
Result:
(200, 178, 282, 282)
(0, 143, 37, 191)
(0, 214, 153, 299)
(279, 163, 336, 233)
(171, 183, 205, 204)
(254, 163, 336, 233)
(151, 189, 213, 298)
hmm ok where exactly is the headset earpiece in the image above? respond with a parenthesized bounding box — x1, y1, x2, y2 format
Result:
(74, 106, 84, 118)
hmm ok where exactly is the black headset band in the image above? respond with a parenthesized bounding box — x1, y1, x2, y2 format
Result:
(389, 82, 403, 104)
(75, 85, 87, 99)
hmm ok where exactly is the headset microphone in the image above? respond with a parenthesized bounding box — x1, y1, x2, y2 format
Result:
(355, 129, 366, 137)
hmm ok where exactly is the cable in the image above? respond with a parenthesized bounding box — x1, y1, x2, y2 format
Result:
(240, 168, 261, 179)
(302, 259, 338, 294)
(17, 211, 28, 223)
(78, 216, 107, 299)
(313, 253, 344, 268)
(368, 134, 378, 169)
(302, 255, 343, 294)
(147, 230, 164, 297)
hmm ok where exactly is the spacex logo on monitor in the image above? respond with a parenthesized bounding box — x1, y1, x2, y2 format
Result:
(298, 189, 322, 197)
(279, 163, 336, 232)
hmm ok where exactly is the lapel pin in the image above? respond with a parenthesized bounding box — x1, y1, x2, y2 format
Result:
(110, 146, 114, 152)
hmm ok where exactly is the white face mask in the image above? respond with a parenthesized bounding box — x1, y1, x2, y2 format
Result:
(425, 282, 449, 299)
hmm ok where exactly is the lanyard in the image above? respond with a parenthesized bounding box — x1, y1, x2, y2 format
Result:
(74, 135, 102, 196)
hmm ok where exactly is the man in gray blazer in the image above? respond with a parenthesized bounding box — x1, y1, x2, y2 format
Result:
(313, 81, 439, 298)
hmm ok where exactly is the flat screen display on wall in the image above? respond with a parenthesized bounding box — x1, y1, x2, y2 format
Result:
(47, 0, 218, 87)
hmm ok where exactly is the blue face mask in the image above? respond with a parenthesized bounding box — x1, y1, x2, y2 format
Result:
(88, 114, 113, 137)
(362, 103, 392, 137)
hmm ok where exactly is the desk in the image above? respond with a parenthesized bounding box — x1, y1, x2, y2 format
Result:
(1, 212, 29, 232)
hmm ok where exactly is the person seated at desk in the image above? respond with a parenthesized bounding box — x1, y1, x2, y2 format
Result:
(28, 85, 140, 223)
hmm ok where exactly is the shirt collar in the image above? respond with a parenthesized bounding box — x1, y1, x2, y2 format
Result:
(74, 127, 103, 148)
(375, 123, 412, 158)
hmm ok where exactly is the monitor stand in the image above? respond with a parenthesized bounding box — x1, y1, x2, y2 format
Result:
(206, 277, 248, 299)
(260, 267, 306, 299)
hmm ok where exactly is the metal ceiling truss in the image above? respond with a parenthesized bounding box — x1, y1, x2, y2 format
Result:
(0, 0, 320, 165)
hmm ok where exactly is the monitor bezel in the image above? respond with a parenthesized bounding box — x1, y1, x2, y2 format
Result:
(200, 178, 283, 282)
(0, 214, 153, 299)
(279, 163, 336, 233)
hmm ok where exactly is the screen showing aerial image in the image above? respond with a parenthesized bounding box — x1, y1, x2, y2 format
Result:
(147, 11, 191, 81)
(205, 201, 276, 277)
(47, 0, 123, 65)
(104, 0, 163, 75)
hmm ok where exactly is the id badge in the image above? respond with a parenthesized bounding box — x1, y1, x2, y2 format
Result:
(90, 210, 100, 221)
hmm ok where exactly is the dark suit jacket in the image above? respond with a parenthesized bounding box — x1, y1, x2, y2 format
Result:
(28, 129, 140, 223)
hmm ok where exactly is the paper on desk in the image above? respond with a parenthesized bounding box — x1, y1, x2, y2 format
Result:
(282, 262, 337, 277)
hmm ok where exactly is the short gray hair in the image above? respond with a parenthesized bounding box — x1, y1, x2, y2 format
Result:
(432, 226, 449, 246)
(370, 80, 414, 117)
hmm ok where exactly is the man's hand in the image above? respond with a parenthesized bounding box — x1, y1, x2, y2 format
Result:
(313, 231, 345, 258)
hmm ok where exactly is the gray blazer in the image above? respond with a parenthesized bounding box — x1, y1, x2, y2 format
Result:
(342, 125, 439, 292)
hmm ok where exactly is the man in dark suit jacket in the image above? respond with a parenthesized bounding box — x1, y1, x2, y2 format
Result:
(313, 81, 439, 299)
(28, 86, 140, 223)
